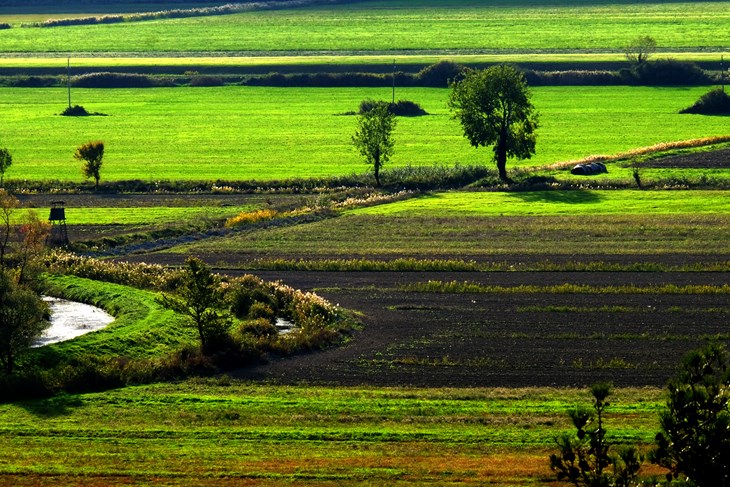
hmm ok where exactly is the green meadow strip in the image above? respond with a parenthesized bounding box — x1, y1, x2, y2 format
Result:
(403, 280, 730, 295)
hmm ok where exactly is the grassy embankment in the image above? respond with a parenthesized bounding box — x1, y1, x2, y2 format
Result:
(1, 86, 728, 182)
(0, 382, 668, 486)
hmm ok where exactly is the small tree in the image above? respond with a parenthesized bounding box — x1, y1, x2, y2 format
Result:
(448, 65, 538, 182)
(158, 256, 229, 353)
(0, 189, 19, 271)
(0, 270, 50, 374)
(550, 383, 643, 487)
(0, 148, 12, 186)
(15, 211, 51, 287)
(74, 140, 104, 190)
(651, 343, 730, 487)
(625, 36, 657, 66)
(352, 101, 396, 187)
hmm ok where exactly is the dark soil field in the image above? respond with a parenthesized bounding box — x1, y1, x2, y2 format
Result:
(218, 270, 729, 388)
(639, 147, 730, 168)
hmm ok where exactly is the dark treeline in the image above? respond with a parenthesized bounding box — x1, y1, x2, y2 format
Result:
(0, 60, 719, 89)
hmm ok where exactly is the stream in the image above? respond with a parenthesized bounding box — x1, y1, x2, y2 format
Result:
(33, 297, 115, 347)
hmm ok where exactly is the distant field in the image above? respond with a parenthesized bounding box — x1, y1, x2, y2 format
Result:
(0, 382, 665, 485)
(1, 86, 728, 182)
(0, 0, 728, 54)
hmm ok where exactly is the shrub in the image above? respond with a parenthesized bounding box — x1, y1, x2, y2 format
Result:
(651, 343, 730, 486)
(358, 99, 427, 117)
(417, 60, 465, 87)
(248, 302, 276, 322)
(680, 88, 730, 115)
(189, 75, 225, 87)
(225, 208, 278, 228)
(60, 105, 90, 117)
(622, 59, 712, 86)
(72, 72, 168, 88)
(6, 76, 58, 88)
(237, 318, 278, 339)
(0, 23, 11, 30)
(524, 70, 622, 86)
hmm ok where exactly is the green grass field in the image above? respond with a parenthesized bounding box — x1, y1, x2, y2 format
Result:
(16, 205, 252, 225)
(0, 0, 729, 54)
(1, 86, 728, 182)
(0, 381, 666, 485)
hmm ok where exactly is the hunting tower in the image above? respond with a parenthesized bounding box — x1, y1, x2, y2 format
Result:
(48, 201, 69, 246)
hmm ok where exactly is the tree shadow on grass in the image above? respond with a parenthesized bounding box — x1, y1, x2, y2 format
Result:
(507, 189, 604, 205)
(20, 393, 84, 418)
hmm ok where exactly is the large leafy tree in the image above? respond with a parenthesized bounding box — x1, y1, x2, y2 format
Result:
(0, 270, 49, 374)
(651, 343, 730, 487)
(352, 101, 396, 187)
(159, 256, 229, 353)
(74, 140, 104, 190)
(448, 65, 538, 182)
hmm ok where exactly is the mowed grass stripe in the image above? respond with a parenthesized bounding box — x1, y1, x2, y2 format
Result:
(174, 212, 730, 257)
(2, 86, 728, 182)
(0, 1, 729, 53)
(347, 190, 730, 217)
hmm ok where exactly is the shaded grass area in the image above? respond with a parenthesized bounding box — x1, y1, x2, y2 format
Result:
(1, 86, 729, 182)
(0, 382, 667, 485)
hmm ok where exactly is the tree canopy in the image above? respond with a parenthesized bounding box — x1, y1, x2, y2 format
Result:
(448, 65, 538, 181)
(352, 101, 396, 187)
(74, 140, 105, 190)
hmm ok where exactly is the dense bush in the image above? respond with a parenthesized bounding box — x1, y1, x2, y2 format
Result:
(416, 60, 465, 87)
(4, 76, 59, 88)
(72, 72, 171, 88)
(525, 69, 622, 86)
(60, 105, 90, 116)
(358, 98, 428, 117)
(621, 59, 713, 86)
(0, 23, 11, 30)
(680, 88, 730, 115)
(189, 75, 225, 87)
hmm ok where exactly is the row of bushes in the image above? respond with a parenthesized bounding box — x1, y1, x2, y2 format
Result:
(2, 60, 717, 89)
(20, 0, 356, 28)
(6, 163, 494, 194)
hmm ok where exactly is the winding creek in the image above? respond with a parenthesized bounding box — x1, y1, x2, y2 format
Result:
(33, 297, 115, 347)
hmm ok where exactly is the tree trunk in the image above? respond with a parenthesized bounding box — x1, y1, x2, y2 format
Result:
(496, 130, 509, 182)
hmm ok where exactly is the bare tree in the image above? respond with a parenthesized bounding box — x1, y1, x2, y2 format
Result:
(625, 36, 657, 65)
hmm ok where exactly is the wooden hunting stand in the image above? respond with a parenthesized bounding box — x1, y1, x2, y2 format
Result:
(48, 201, 69, 246)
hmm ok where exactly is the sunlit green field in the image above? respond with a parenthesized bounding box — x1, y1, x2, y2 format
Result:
(0, 0, 728, 54)
(16, 206, 252, 225)
(349, 190, 730, 217)
(0, 381, 666, 486)
(1, 86, 727, 182)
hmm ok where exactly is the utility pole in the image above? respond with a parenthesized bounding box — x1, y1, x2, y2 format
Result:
(67, 56, 71, 109)
(392, 59, 396, 104)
